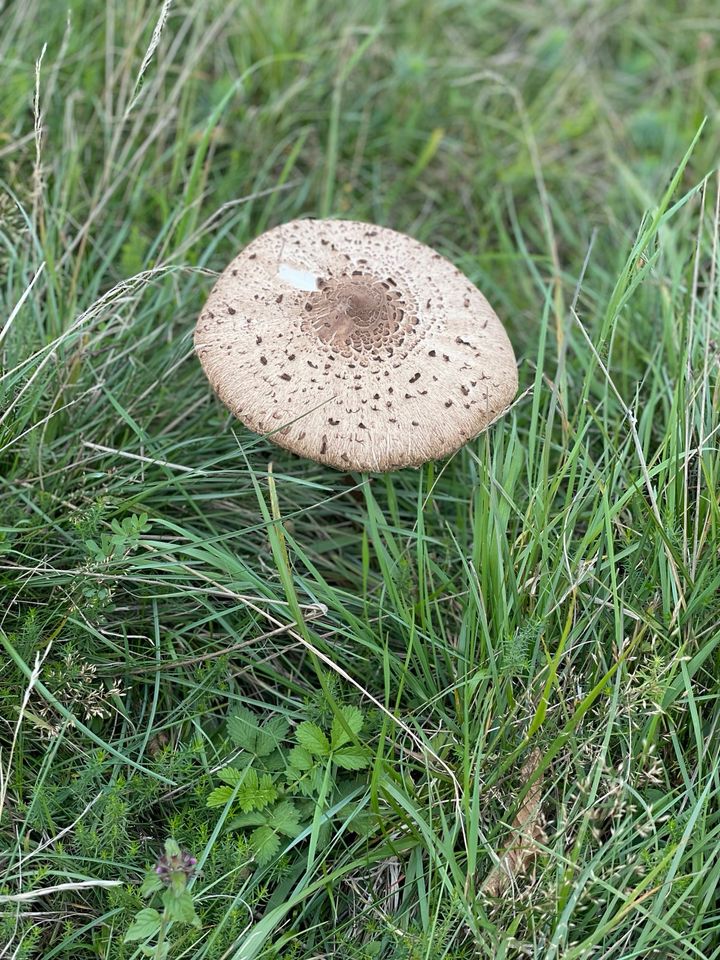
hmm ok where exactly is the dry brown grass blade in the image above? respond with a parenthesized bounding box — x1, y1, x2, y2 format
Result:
(481, 748, 546, 897)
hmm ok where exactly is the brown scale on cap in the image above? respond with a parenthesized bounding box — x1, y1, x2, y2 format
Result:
(194, 219, 517, 471)
(302, 273, 418, 360)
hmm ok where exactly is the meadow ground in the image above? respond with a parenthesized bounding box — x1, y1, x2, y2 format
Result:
(1, 1, 720, 957)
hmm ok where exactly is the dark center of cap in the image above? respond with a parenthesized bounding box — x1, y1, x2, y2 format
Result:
(301, 272, 419, 360)
(343, 285, 383, 327)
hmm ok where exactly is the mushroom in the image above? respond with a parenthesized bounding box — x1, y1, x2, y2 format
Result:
(194, 219, 517, 471)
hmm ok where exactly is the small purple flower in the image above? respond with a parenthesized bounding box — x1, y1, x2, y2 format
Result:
(154, 846, 197, 886)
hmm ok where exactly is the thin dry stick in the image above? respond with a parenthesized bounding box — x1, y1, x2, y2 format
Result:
(81, 440, 209, 476)
(0, 641, 53, 822)
(13, 793, 103, 871)
(481, 748, 545, 897)
(0, 130, 35, 159)
(0, 880, 121, 903)
(0, 262, 45, 348)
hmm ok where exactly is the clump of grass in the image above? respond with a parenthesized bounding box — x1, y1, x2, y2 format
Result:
(1, 1, 719, 958)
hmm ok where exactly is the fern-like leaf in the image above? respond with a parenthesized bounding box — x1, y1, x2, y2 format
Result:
(206, 785, 235, 808)
(217, 766, 244, 786)
(237, 769, 278, 812)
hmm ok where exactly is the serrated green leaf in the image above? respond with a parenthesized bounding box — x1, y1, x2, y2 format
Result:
(256, 773, 278, 806)
(331, 705, 364, 748)
(236, 767, 258, 805)
(237, 769, 278, 812)
(310, 765, 326, 794)
(206, 785, 235, 808)
(251, 826, 281, 865)
(262, 749, 286, 773)
(253, 732, 277, 758)
(347, 809, 379, 837)
(288, 746, 313, 770)
(291, 774, 319, 798)
(217, 766, 244, 786)
(140, 871, 164, 897)
(227, 811, 268, 831)
(285, 768, 307, 793)
(227, 707, 260, 752)
(271, 800, 301, 837)
(124, 907, 162, 942)
(254, 715, 290, 757)
(295, 721, 330, 757)
(162, 888, 200, 927)
(332, 745, 369, 770)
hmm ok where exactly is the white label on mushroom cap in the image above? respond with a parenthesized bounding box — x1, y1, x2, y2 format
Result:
(278, 263, 318, 291)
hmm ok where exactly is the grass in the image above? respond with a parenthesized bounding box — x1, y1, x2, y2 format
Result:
(1, 0, 720, 957)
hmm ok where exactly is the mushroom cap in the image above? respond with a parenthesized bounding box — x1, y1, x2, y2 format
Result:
(195, 219, 517, 471)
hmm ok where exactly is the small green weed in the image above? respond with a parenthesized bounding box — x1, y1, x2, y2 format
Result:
(207, 704, 371, 866)
(124, 839, 201, 958)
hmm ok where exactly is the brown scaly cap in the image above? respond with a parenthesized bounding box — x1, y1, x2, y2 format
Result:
(194, 219, 517, 471)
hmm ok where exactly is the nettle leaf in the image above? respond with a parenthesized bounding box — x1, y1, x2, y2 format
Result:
(237, 769, 278, 812)
(333, 745, 370, 771)
(295, 721, 330, 757)
(140, 871, 164, 897)
(271, 800, 301, 837)
(207, 785, 235, 808)
(124, 907, 162, 942)
(162, 888, 201, 927)
(331, 705, 364, 749)
(251, 826, 281, 865)
(254, 715, 290, 757)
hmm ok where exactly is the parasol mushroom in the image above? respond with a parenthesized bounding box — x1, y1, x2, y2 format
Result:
(195, 219, 517, 471)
